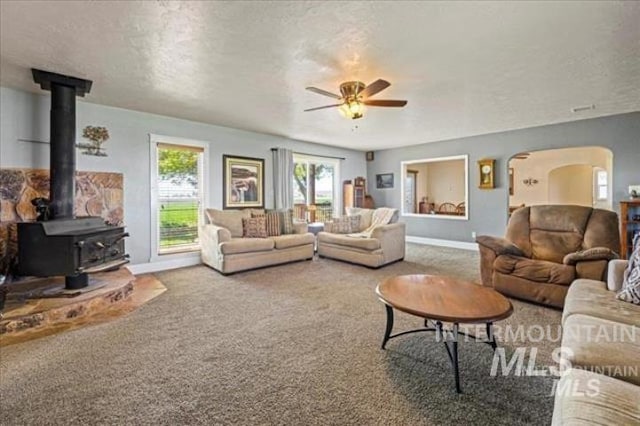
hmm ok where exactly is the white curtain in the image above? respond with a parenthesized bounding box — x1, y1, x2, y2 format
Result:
(272, 148, 293, 209)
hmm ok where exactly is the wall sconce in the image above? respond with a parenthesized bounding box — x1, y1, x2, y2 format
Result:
(522, 178, 539, 186)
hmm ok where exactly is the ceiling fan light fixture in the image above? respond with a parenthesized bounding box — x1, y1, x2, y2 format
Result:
(348, 100, 364, 118)
(306, 78, 404, 120)
(339, 99, 364, 119)
(338, 104, 349, 118)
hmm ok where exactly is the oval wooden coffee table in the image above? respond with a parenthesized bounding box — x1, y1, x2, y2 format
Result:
(376, 275, 513, 393)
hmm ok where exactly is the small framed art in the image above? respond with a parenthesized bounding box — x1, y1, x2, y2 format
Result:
(376, 173, 394, 189)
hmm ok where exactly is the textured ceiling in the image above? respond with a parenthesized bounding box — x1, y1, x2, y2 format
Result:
(1, 1, 639, 150)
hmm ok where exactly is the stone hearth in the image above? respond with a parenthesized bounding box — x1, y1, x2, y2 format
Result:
(0, 268, 166, 346)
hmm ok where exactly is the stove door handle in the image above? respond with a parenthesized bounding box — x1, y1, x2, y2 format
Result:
(112, 232, 130, 243)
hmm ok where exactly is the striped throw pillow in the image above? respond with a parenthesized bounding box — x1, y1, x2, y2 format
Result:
(279, 209, 295, 235)
(331, 217, 349, 234)
(242, 217, 267, 238)
(617, 234, 640, 305)
(349, 215, 361, 233)
(263, 211, 281, 237)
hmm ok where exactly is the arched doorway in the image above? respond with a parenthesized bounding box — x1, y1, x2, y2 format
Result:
(548, 164, 593, 206)
(508, 146, 613, 213)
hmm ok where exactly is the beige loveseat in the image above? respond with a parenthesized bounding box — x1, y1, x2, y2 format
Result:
(200, 209, 314, 274)
(552, 259, 640, 424)
(317, 208, 405, 268)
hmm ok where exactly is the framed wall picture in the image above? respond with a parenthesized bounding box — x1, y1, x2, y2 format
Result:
(223, 155, 265, 209)
(478, 159, 495, 189)
(376, 173, 394, 189)
(366, 151, 375, 161)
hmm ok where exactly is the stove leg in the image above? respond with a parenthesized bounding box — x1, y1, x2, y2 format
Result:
(65, 273, 88, 290)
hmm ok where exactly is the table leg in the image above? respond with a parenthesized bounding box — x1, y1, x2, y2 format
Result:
(451, 323, 461, 394)
(437, 321, 462, 393)
(381, 305, 394, 349)
(486, 322, 497, 351)
(435, 320, 443, 342)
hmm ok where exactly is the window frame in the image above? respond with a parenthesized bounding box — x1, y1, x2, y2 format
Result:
(149, 134, 210, 261)
(400, 154, 469, 221)
(594, 168, 608, 202)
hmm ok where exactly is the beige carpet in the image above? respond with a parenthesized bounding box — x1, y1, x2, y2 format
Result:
(0, 244, 560, 425)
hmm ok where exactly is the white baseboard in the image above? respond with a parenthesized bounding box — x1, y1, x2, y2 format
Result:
(127, 256, 202, 275)
(406, 235, 479, 251)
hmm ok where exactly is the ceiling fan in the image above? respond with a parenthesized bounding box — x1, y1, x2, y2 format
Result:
(305, 79, 407, 120)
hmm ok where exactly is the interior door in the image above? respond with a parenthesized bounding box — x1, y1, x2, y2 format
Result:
(404, 171, 417, 213)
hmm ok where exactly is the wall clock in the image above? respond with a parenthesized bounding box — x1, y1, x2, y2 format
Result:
(478, 159, 495, 189)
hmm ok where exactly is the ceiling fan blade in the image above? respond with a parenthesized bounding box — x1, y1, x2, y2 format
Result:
(305, 87, 342, 99)
(363, 100, 407, 107)
(360, 79, 391, 98)
(304, 104, 343, 112)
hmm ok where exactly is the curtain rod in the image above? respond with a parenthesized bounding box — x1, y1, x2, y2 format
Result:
(270, 147, 345, 161)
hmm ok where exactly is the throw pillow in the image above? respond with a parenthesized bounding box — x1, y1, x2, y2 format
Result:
(346, 207, 374, 231)
(242, 217, 268, 238)
(617, 234, 640, 305)
(331, 216, 351, 234)
(349, 215, 361, 233)
(278, 209, 295, 235)
(260, 210, 281, 237)
(206, 208, 251, 238)
(246, 208, 265, 217)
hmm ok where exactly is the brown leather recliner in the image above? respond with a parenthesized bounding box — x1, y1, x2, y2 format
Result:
(476, 205, 620, 308)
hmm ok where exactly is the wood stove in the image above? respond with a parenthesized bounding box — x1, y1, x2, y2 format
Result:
(16, 69, 129, 290)
(18, 218, 128, 289)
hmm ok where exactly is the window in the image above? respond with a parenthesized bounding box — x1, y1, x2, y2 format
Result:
(595, 169, 608, 201)
(150, 135, 209, 257)
(292, 154, 340, 222)
(400, 155, 469, 220)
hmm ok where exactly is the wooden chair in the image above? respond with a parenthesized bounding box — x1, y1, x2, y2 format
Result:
(438, 202, 457, 215)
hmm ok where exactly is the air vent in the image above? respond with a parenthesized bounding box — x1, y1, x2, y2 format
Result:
(571, 104, 595, 113)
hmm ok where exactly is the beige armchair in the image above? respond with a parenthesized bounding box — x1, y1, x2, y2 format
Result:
(476, 205, 620, 308)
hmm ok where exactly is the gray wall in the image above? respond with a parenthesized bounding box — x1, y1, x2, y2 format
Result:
(367, 112, 640, 242)
(0, 87, 367, 265)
